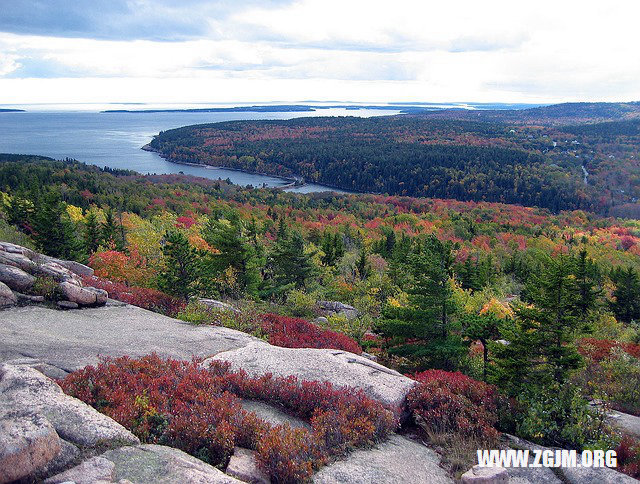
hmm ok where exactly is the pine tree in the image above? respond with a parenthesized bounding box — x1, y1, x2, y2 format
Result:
(31, 191, 82, 260)
(377, 235, 464, 370)
(84, 210, 101, 255)
(492, 257, 583, 395)
(320, 231, 344, 266)
(158, 230, 197, 300)
(101, 208, 124, 250)
(572, 249, 600, 326)
(463, 313, 502, 381)
(4, 190, 33, 230)
(610, 266, 640, 324)
(201, 217, 261, 294)
(458, 257, 482, 292)
(267, 231, 317, 295)
(356, 245, 369, 280)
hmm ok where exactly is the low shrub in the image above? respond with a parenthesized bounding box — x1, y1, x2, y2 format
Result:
(616, 436, 640, 479)
(82, 275, 185, 316)
(515, 384, 616, 450)
(261, 313, 362, 354)
(578, 338, 640, 361)
(60, 354, 396, 483)
(576, 338, 640, 416)
(177, 300, 265, 336)
(30, 275, 62, 300)
(408, 370, 503, 443)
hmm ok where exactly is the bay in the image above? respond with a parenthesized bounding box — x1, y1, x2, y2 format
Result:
(0, 107, 398, 192)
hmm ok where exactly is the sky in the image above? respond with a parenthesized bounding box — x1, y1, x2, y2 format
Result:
(0, 0, 639, 105)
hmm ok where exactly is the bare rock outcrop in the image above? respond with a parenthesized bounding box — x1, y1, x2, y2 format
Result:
(46, 445, 243, 484)
(0, 242, 106, 309)
(312, 433, 452, 483)
(0, 411, 62, 483)
(0, 263, 35, 292)
(225, 447, 270, 484)
(204, 342, 416, 419)
(0, 281, 16, 308)
(0, 364, 139, 448)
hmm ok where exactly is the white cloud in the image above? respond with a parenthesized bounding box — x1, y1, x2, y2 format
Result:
(0, 0, 638, 103)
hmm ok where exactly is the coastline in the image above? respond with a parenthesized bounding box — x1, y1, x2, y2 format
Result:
(142, 143, 307, 191)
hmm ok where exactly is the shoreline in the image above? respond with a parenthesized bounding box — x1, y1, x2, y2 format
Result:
(142, 143, 316, 191)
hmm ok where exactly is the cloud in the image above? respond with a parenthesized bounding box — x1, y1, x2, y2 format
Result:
(0, 0, 638, 103)
(0, 0, 291, 41)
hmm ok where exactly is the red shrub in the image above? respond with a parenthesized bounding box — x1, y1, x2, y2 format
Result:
(578, 338, 640, 362)
(60, 355, 396, 483)
(407, 370, 503, 442)
(261, 313, 362, 354)
(82, 275, 186, 316)
(616, 436, 640, 479)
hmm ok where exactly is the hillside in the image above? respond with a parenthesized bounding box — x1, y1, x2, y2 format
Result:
(1, 155, 640, 480)
(147, 102, 640, 213)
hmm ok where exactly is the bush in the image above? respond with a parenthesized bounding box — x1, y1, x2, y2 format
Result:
(578, 338, 640, 361)
(285, 290, 317, 318)
(576, 338, 640, 415)
(320, 313, 373, 345)
(30, 276, 62, 301)
(177, 300, 265, 337)
(60, 354, 396, 483)
(515, 384, 616, 450)
(89, 250, 154, 287)
(261, 313, 362, 354)
(407, 370, 503, 443)
(0, 218, 35, 249)
(616, 436, 640, 479)
(82, 275, 185, 316)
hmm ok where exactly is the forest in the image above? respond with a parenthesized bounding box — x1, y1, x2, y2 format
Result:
(148, 103, 640, 214)
(1, 154, 640, 476)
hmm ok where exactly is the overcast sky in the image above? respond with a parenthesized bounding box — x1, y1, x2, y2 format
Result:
(0, 0, 638, 105)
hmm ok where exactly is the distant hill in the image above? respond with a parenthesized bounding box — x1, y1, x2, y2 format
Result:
(420, 102, 640, 125)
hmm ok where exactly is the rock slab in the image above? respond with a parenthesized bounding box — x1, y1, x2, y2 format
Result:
(0, 364, 139, 448)
(0, 304, 259, 372)
(0, 412, 62, 483)
(206, 342, 416, 419)
(0, 263, 35, 292)
(462, 465, 509, 483)
(312, 434, 452, 483)
(0, 281, 16, 308)
(226, 447, 270, 484)
(46, 444, 243, 484)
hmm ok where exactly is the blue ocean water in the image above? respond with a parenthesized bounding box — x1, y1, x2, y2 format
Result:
(0, 107, 397, 192)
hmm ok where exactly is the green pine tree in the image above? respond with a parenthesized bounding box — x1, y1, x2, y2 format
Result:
(462, 313, 502, 382)
(492, 257, 583, 396)
(31, 191, 82, 260)
(201, 217, 261, 295)
(158, 230, 197, 300)
(266, 231, 317, 296)
(378, 235, 465, 370)
(610, 266, 640, 324)
(84, 210, 102, 255)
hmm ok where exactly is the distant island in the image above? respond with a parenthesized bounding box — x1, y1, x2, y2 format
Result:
(0, 109, 25, 112)
(101, 104, 434, 114)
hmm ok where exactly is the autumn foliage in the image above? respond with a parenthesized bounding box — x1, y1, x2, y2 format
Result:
(82, 275, 186, 316)
(261, 313, 362, 354)
(59, 354, 396, 483)
(616, 436, 640, 479)
(578, 338, 640, 361)
(407, 370, 504, 443)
